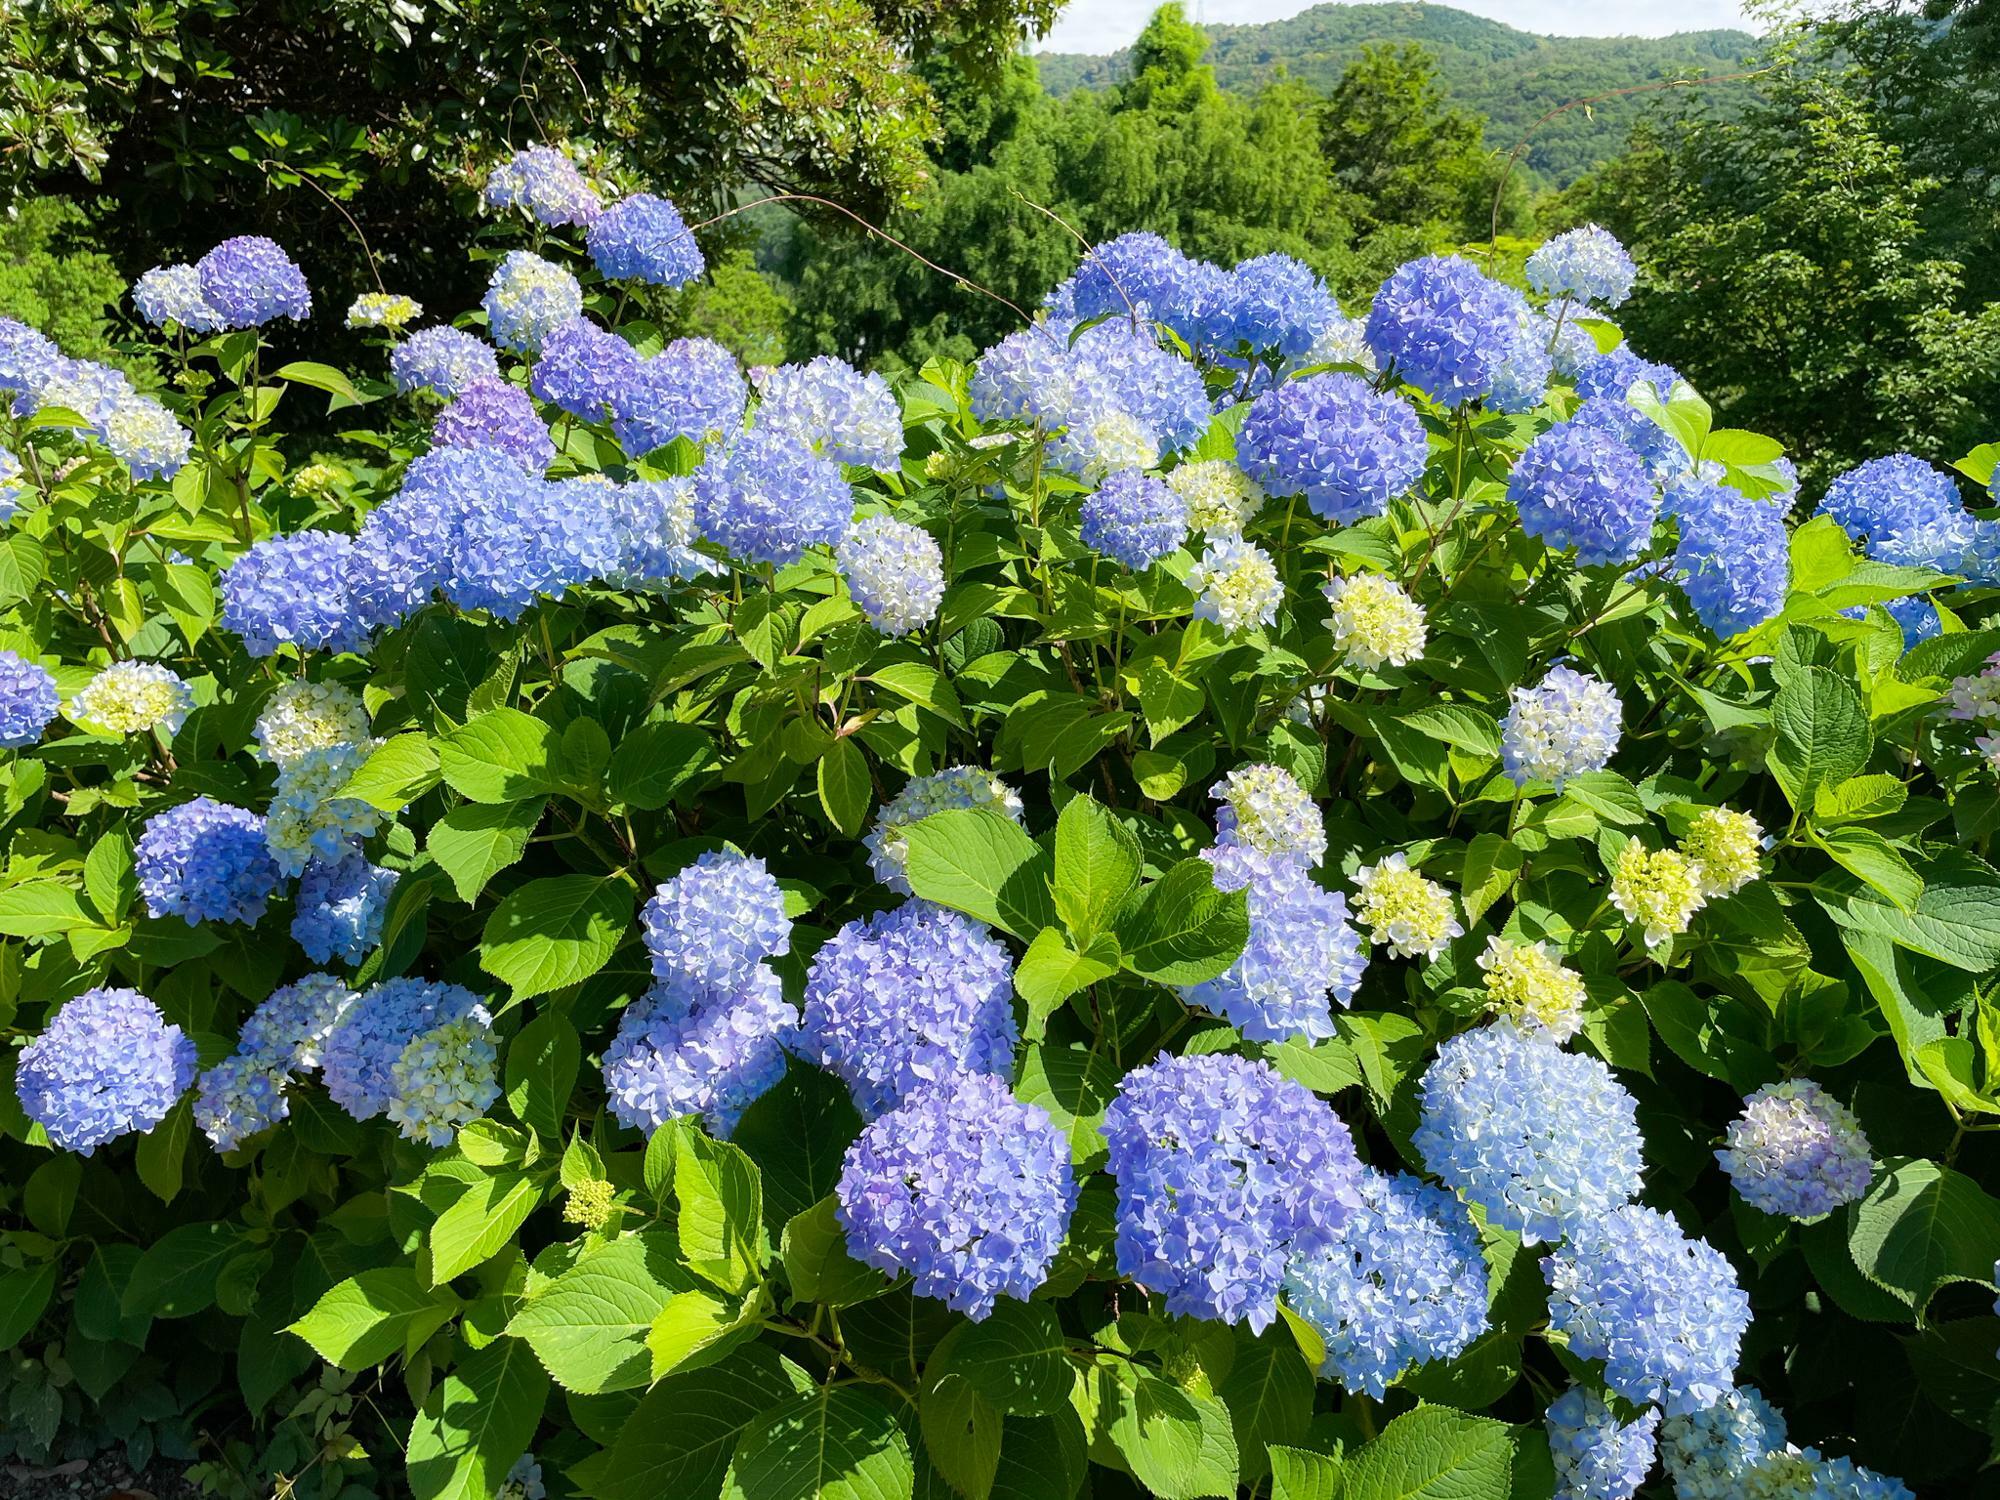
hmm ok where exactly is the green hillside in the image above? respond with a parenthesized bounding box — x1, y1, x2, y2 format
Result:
(1034, 2, 1762, 185)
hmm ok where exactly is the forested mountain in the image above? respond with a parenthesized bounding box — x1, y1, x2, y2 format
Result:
(1036, 2, 1760, 183)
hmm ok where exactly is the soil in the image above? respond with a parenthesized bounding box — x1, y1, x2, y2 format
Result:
(0, 1454, 201, 1500)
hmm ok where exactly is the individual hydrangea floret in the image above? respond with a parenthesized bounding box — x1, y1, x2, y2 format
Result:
(136, 797, 283, 926)
(1352, 851, 1463, 960)
(602, 476, 716, 589)
(796, 900, 1016, 1120)
(264, 741, 381, 876)
(1237, 372, 1427, 524)
(864, 767, 1025, 896)
(1611, 842, 1706, 949)
(1188, 534, 1281, 636)
(101, 395, 193, 481)
(1167, 460, 1265, 535)
(1080, 469, 1187, 570)
(601, 968, 797, 1139)
(1211, 763, 1325, 870)
(1511, 421, 1660, 567)
(253, 679, 371, 768)
(16, 987, 197, 1154)
(588, 193, 704, 286)
(1545, 1385, 1660, 1500)
(483, 145, 602, 227)
(612, 337, 746, 456)
(1682, 807, 1765, 899)
(837, 1072, 1076, 1320)
(1659, 1387, 1788, 1500)
(321, 977, 493, 1135)
(433, 378, 556, 475)
(346, 292, 423, 330)
(67, 660, 192, 737)
(0, 650, 59, 748)
(222, 531, 367, 657)
(1478, 937, 1586, 1042)
(194, 236, 312, 327)
(1671, 476, 1789, 636)
(1527, 225, 1638, 310)
(238, 973, 355, 1072)
(1948, 653, 2000, 721)
(1413, 1022, 1644, 1244)
(756, 356, 904, 471)
(694, 427, 850, 566)
(483, 251, 583, 356)
(292, 856, 399, 967)
(837, 515, 945, 636)
(193, 1053, 291, 1152)
(1365, 255, 1523, 405)
(1324, 572, 1427, 670)
(1717, 1079, 1874, 1221)
(531, 317, 639, 420)
(1102, 1052, 1362, 1330)
(1544, 1202, 1751, 1415)
(1189, 843, 1367, 1042)
(1502, 664, 1622, 789)
(642, 849, 790, 988)
(1282, 1168, 1488, 1396)
(133, 264, 223, 333)
(390, 327, 502, 399)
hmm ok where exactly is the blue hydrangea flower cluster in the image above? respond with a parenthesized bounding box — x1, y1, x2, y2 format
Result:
(796, 900, 1016, 1120)
(222, 531, 367, 656)
(757, 357, 904, 471)
(0, 649, 60, 748)
(134, 264, 223, 333)
(1237, 372, 1428, 524)
(1211, 762, 1326, 870)
(1660, 1387, 1788, 1500)
(482, 251, 583, 355)
(1187, 843, 1367, 1042)
(194, 236, 312, 327)
(1818, 453, 1963, 551)
(1511, 420, 1660, 566)
(16, 987, 197, 1154)
(390, 326, 502, 398)
(1527, 225, 1639, 309)
(969, 328, 1075, 426)
(1049, 394, 1160, 480)
(433, 378, 556, 475)
(642, 849, 791, 988)
(1104, 1052, 1362, 1329)
(1281, 1168, 1488, 1395)
(1064, 231, 1201, 336)
(1716, 1079, 1874, 1220)
(864, 766, 1025, 895)
(194, 972, 355, 1150)
(1570, 396, 1688, 485)
(836, 1071, 1076, 1320)
(1544, 1203, 1751, 1415)
(602, 968, 796, 1139)
(321, 977, 496, 1141)
(483, 145, 602, 227)
(194, 1053, 292, 1153)
(102, 395, 192, 481)
(1484, 289, 1557, 415)
(0, 445, 21, 520)
(347, 446, 489, 627)
(1365, 255, 1524, 405)
(1067, 318, 1212, 453)
(611, 337, 746, 456)
(533, 317, 640, 419)
(588, 193, 704, 286)
(1545, 1386, 1660, 1500)
(1413, 1023, 1644, 1244)
(0, 317, 57, 396)
(1208, 253, 1343, 362)
(1670, 476, 1791, 636)
(136, 797, 283, 926)
(600, 476, 714, 589)
(1080, 469, 1188, 569)
(292, 855, 399, 966)
(1501, 664, 1623, 789)
(836, 514, 946, 635)
(1574, 345, 1680, 404)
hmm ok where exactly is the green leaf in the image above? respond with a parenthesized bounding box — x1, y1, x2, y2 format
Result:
(1459, 834, 1523, 925)
(921, 1370, 1001, 1500)
(818, 736, 871, 836)
(438, 709, 563, 804)
(595, 1344, 796, 1500)
(428, 799, 543, 903)
(0, 1262, 58, 1351)
(1846, 1158, 2000, 1311)
(734, 1062, 864, 1230)
(1823, 850, 2000, 972)
(339, 733, 443, 811)
(156, 562, 218, 646)
(608, 722, 716, 810)
(722, 1384, 915, 1500)
(1053, 795, 1142, 944)
(406, 1336, 549, 1500)
(135, 1095, 193, 1202)
(868, 661, 965, 727)
(504, 1231, 694, 1393)
(82, 831, 136, 924)
(1815, 826, 1924, 911)
(1101, 1368, 1239, 1500)
(0, 882, 97, 937)
(428, 1171, 543, 1284)
(1769, 666, 1871, 810)
(479, 874, 633, 1000)
(506, 1009, 581, 1140)
(781, 1197, 891, 1308)
(1014, 926, 1120, 1040)
(1218, 1335, 1314, 1485)
(1337, 1405, 1513, 1500)
(22, 1156, 79, 1238)
(1116, 858, 1249, 985)
(1267, 1445, 1342, 1500)
(274, 360, 372, 410)
(1398, 704, 1501, 758)
(123, 1221, 241, 1320)
(1556, 771, 1646, 827)
(901, 806, 1055, 940)
(932, 1303, 1071, 1417)
(677, 1130, 768, 1295)
(287, 1268, 460, 1371)
(1814, 774, 1908, 825)
(647, 1287, 761, 1382)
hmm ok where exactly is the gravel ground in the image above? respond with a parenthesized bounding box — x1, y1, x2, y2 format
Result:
(0, 1454, 201, 1499)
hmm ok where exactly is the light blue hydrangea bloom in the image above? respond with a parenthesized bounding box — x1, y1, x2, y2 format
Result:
(1544, 1203, 1751, 1415)
(391, 327, 502, 399)
(1068, 317, 1212, 453)
(864, 767, 1024, 896)
(102, 394, 193, 481)
(837, 514, 945, 636)
(1717, 1079, 1873, 1220)
(222, 531, 367, 657)
(448, 473, 615, 620)
(348, 447, 494, 628)
(642, 849, 791, 989)
(0, 317, 58, 397)
(0, 649, 61, 748)
(1670, 476, 1790, 637)
(265, 742, 380, 876)
(601, 476, 715, 589)
(532, 316, 640, 419)
(321, 977, 491, 1130)
(837, 1071, 1076, 1321)
(1659, 1387, 1787, 1500)
(695, 428, 852, 565)
(1546, 1385, 1659, 1500)
(483, 145, 602, 226)
(195, 236, 311, 327)
(1188, 843, 1367, 1043)
(588, 193, 704, 286)
(1574, 344, 1680, 404)
(0, 444, 22, 520)
(612, 338, 748, 457)
(756, 356, 904, 471)
(1511, 420, 1660, 567)
(1207, 253, 1343, 362)
(292, 855, 399, 967)
(602, 968, 796, 1139)
(483, 251, 583, 356)
(16, 355, 134, 427)
(1527, 225, 1638, 310)
(1211, 762, 1326, 870)
(238, 973, 355, 1072)
(796, 900, 1016, 1120)
(969, 327, 1075, 426)
(1237, 372, 1428, 524)
(193, 1052, 292, 1152)
(17, 987, 197, 1154)
(386, 1004, 501, 1146)
(1064, 231, 1202, 339)
(1281, 1168, 1488, 1395)
(136, 797, 284, 926)
(433, 378, 555, 475)
(1818, 453, 1962, 551)
(1366, 255, 1523, 405)
(133, 264, 223, 333)
(1501, 664, 1622, 790)
(1103, 1051, 1363, 1330)
(1081, 469, 1188, 569)
(1571, 395, 1689, 485)
(1413, 1023, 1644, 1244)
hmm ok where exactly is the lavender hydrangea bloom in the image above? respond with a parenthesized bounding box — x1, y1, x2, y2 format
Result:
(1066, 231, 1201, 335)
(194, 1053, 291, 1152)
(0, 650, 60, 748)
(483, 145, 602, 227)
(195, 237, 311, 327)
(1671, 476, 1790, 636)
(695, 428, 852, 565)
(348, 446, 502, 627)
(292, 856, 399, 966)
(837, 514, 946, 635)
(391, 327, 502, 399)
(1281, 1169, 1488, 1395)
(1546, 1386, 1660, 1500)
(1237, 372, 1427, 524)
(1574, 345, 1680, 404)
(1545, 1203, 1751, 1416)
(133, 264, 223, 333)
(642, 850, 791, 988)
(837, 1072, 1076, 1320)
(433, 378, 556, 475)
(136, 798, 283, 926)
(1511, 421, 1660, 567)
(1413, 1023, 1644, 1245)
(1501, 665, 1622, 789)
(221, 531, 366, 656)
(588, 193, 704, 286)
(1485, 299, 1557, 416)
(1103, 1052, 1363, 1330)
(239, 973, 355, 1072)
(1187, 844, 1367, 1043)
(17, 987, 197, 1154)
(1366, 255, 1523, 404)
(446, 476, 585, 621)
(321, 977, 493, 1132)
(1717, 1079, 1873, 1220)
(1660, 1387, 1787, 1500)
(1080, 469, 1187, 569)
(483, 251, 583, 356)
(756, 357, 904, 470)
(796, 900, 1016, 1120)
(612, 338, 748, 456)
(532, 317, 640, 419)
(601, 969, 796, 1138)
(1527, 225, 1638, 309)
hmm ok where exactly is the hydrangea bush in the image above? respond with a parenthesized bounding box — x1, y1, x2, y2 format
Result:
(0, 172, 1995, 1500)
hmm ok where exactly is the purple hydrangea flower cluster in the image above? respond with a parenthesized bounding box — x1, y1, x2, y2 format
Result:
(1366, 255, 1524, 405)
(1237, 372, 1428, 524)
(1544, 1203, 1751, 1415)
(1501, 664, 1623, 790)
(0, 649, 60, 748)
(756, 356, 904, 471)
(795, 900, 1016, 1120)
(533, 317, 640, 420)
(136, 797, 283, 926)
(1670, 476, 1790, 637)
(1102, 1052, 1362, 1329)
(1716, 1079, 1874, 1220)
(836, 514, 946, 636)
(17, 987, 197, 1154)
(321, 977, 496, 1142)
(588, 193, 704, 286)
(1545, 1386, 1659, 1500)
(222, 531, 368, 656)
(1281, 1168, 1488, 1395)
(611, 337, 746, 456)
(836, 1071, 1076, 1319)
(602, 968, 797, 1139)
(1510, 421, 1660, 566)
(1527, 225, 1638, 310)
(195, 236, 312, 328)
(433, 378, 556, 475)
(690, 420, 856, 569)
(134, 264, 223, 333)
(1188, 843, 1366, 1042)
(1080, 469, 1188, 569)
(1413, 1023, 1644, 1244)
(391, 327, 502, 399)
(292, 855, 399, 966)
(642, 849, 791, 988)
(483, 145, 602, 227)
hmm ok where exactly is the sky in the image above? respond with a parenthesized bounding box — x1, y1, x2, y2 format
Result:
(1037, 0, 1759, 53)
